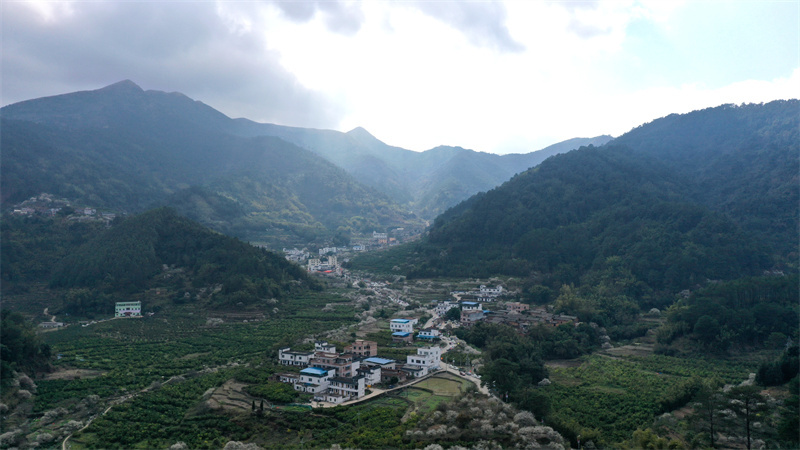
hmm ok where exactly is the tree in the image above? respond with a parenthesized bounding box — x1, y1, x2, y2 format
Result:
(776, 376, 799, 445)
(443, 306, 461, 322)
(1, 310, 50, 386)
(690, 380, 724, 448)
(726, 385, 769, 450)
(517, 387, 551, 420)
(693, 315, 720, 344)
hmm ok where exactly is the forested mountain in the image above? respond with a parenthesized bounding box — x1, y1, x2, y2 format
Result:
(231, 118, 612, 217)
(370, 100, 798, 310)
(1, 80, 610, 227)
(0, 81, 419, 247)
(2, 208, 316, 315)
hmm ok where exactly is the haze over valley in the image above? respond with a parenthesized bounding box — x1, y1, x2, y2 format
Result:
(2, 2, 798, 449)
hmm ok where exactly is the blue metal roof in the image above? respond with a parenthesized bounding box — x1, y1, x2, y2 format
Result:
(462, 301, 479, 305)
(364, 357, 394, 365)
(300, 367, 328, 376)
(391, 319, 410, 323)
(392, 332, 412, 337)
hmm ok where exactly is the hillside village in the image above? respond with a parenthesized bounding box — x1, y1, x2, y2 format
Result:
(270, 279, 581, 406)
(276, 338, 442, 405)
(283, 229, 420, 276)
(10, 194, 121, 225)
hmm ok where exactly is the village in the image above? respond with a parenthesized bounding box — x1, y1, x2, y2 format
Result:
(42, 282, 578, 409)
(282, 229, 420, 277)
(10, 193, 119, 225)
(269, 281, 579, 407)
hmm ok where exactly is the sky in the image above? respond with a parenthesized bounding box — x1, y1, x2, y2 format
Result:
(2, 1, 799, 154)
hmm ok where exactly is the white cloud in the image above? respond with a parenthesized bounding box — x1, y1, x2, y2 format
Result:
(1, 0, 797, 154)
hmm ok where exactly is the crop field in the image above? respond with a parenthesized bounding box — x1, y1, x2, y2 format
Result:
(544, 353, 756, 445)
(413, 374, 470, 396)
(393, 373, 473, 413)
(24, 293, 358, 448)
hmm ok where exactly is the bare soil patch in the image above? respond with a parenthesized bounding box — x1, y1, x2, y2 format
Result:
(206, 379, 253, 412)
(42, 368, 105, 380)
(545, 359, 584, 369)
(603, 343, 655, 358)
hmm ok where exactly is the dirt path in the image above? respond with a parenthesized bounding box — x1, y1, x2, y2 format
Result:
(60, 368, 223, 450)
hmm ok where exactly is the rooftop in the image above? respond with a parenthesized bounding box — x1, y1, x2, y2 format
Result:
(391, 319, 411, 323)
(364, 357, 394, 365)
(300, 367, 329, 376)
(392, 332, 412, 337)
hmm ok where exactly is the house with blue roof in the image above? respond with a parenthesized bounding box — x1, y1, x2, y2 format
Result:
(294, 367, 332, 395)
(461, 301, 482, 311)
(390, 317, 417, 333)
(363, 357, 396, 369)
(392, 331, 413, 343)
(417, 328, 440, 340)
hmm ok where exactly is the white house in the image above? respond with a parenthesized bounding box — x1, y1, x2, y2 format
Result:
(417, 328, 440, 340)
(278, 348, 313, 366)
(435, 301, 459, 316)
(115, 301, 141, 317)
(480, 285, 503, 296)
(405, 346, 441, 376)
(461, 302, 482, 311)
(294, 367, 332, 394)
(325, 375, 366, 403)
(389, 318, 415, 333)
(357, 365, 382, 386)
(315, 341, 337, 353)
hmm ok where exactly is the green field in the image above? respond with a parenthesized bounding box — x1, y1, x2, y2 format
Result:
(543, 353, 757, 445)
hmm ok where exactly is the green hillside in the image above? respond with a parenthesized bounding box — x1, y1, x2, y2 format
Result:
(233, 118, 612, 218)
(2, 208, 318, 316)
(355, 101, 798, 314)
(0, 82, 421, 247)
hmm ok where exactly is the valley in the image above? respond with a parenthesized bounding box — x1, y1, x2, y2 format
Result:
(1, 86, 797, 449)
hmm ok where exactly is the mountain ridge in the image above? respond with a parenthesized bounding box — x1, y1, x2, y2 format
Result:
(1, 80, 612, 220)
(358, 100, 798, 303)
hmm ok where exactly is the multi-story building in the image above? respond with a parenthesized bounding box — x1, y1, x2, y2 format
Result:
(390, 318, 416, 333)
(344, 340, 378, 357)
(325, 375, 366, 403)
(309, 352, 360, 378)
(392, 331, 413, 343)
(278, 348, 314, 366)
(461, 309, 485, 326)
(115, 301, 142, 317)
(404, 346, 441, 377)
(506, 302, 530, 314)
(435, 301, 459, 316)
(357, 365, 382, 386)
(293, 367, 332, 394)
(461, 301, 482, 311)
(315, 341, 336, 353)
(480, 285, 503, 296)
(417, 328, 440, 340)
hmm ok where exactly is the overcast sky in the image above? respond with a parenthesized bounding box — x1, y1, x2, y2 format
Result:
(2, 1, 798, 154)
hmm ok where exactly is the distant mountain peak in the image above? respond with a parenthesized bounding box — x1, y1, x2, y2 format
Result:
(346, 126, 375, 138)
(100, 79, 144, 93)
(346, 126, 390, 148)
